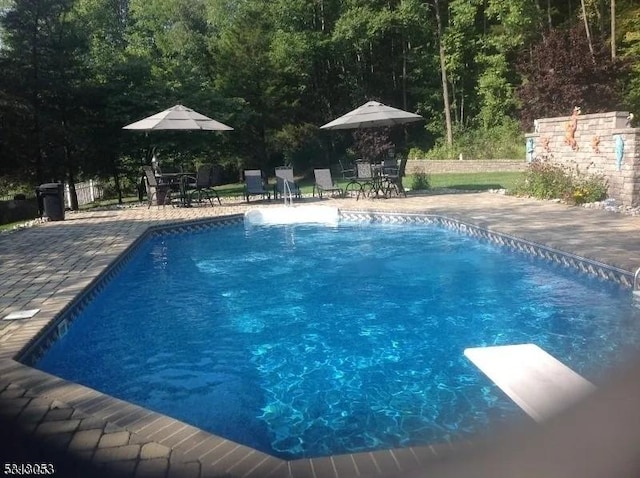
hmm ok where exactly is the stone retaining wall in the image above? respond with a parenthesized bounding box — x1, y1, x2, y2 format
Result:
(525, 111, 639, 206)
(406, 159, 526, 175)
(0, 198, 39, 225)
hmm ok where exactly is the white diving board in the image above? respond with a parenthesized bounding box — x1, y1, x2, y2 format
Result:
(464, 344, 596, 422)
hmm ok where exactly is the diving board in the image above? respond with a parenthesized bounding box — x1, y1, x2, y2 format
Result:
(464, 344, 596, 422)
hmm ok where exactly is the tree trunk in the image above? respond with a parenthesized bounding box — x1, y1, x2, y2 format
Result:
(66, 164, 79, 211)
(581, 0, 595, 59)
(611, 0, 616, 59)
(402, 38, 408, 110)
(460, 87, 465, 127)
(434, 0, 453, 146)
(31, 1, 43, 185)
(112, 157, 123, 204)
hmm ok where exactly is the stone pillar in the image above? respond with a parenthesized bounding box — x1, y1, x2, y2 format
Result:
(525, 111, 640, 206)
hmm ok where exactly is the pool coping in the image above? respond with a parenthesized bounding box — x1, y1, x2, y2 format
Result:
(1, 206, 637, 477)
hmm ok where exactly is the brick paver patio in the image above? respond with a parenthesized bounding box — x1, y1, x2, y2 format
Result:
(1, 192, 640, 477)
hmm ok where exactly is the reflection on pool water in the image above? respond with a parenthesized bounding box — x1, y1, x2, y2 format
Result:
(35, 220, 640, 459)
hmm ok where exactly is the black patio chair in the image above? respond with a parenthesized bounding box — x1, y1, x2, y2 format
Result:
(338, 160, 356, 180)
(142, 166, 172, 208)
(244, 169, 271, 202)
(345, 160, 374, 199)
(383, 157, 408, 197)
(184, 164, 221, 206)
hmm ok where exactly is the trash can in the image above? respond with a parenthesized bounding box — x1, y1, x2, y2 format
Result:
(36, 183, 65, 221)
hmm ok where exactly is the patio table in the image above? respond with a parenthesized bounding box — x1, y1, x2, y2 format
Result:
(367, 163, 391, 198)
(159, 172, 196, 207)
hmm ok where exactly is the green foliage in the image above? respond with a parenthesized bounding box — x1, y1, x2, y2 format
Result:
(571, 171, 609, 205)
(474, 0, 535, 127)
(0, 0, 94, 185)
(513, 159, 573, 200)
(410, 171, 431, 191)
(476, 53, 517, 128)
(269, 122, 318, 167)
(1, 0, 640, 194)
(100, 178, 137, 200)
(620, 5, 640, 117)
(513, 158, 608, 205)
(412, 118, 523, 160)
(0, 176, 32, 198)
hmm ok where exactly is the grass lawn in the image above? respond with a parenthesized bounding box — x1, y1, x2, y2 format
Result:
(0, 221, 25, 232)
(236, 171, 524, 195)
(305, 171, 523, 194)
(422, 172, 523, 191)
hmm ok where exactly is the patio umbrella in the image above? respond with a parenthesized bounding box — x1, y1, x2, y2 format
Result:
(123, 104, 233, 131)
(320, 101, 423, 130)
(123, 104, 232, 202)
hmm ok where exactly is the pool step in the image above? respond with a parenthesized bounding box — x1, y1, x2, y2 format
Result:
(244, 206, 339, 225)
(464, 344, 596, 422)
(633, 290, 640, 308)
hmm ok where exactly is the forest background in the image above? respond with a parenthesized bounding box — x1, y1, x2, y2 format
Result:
(0, 0, 639, 204)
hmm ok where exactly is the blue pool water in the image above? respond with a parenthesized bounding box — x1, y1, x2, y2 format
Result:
(36, 220, 640, 459)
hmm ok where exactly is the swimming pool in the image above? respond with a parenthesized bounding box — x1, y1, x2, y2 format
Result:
(34, 215, 640, 459)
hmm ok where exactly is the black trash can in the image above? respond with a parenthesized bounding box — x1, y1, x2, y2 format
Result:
(36, 183, 65, 221)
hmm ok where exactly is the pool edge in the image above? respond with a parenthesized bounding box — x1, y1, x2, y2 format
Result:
(2, 207, 636, 477)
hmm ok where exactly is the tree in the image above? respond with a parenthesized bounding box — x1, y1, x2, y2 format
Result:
(611, 0, 616, 59)
(352, 128, 394, 163)
(0, 0, 92, 197)
(618, 1, 640, 115)
(516, 24, 627, 129)
(475, 0, 537, 128)
(1, 0, 639, 189)
(433, 0, 453, 146)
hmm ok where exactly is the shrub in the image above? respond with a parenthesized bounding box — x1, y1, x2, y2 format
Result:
(410, 119, 524, 160)
(410, 171, 431, 191)
(513, 157, 607, 204)
(571, 172, 608, 204)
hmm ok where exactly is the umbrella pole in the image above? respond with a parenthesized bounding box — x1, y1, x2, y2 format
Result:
(138, 138, 154, 202)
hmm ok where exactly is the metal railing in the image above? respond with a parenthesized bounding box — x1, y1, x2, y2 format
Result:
(282, 179, 293, 206)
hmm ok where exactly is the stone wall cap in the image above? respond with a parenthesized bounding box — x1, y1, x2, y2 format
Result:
(536, 111, 630, 123)
(611, 128, 639, 135)
(411, 158, 526, 162)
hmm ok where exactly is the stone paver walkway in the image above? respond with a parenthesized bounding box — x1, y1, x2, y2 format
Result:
(1, 192, 639, 477)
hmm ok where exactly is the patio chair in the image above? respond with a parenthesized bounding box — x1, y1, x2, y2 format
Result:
(313, 169, 344, 198)
(244, 169, 271, 202)
(184, 164, 221, 206)
(143, 166, 172, 208)
(345, 160, 374, 199)
(381, 157, 397, 175)
(339, 160, 356, 180)
(274, 166, 302, 201)
(383, 157, 408, 197)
